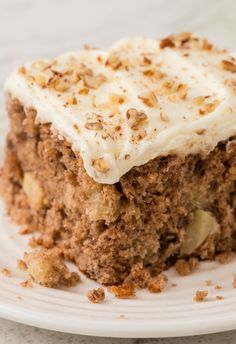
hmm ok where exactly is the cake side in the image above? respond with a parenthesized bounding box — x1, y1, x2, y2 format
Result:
(1, 97, 236, 286)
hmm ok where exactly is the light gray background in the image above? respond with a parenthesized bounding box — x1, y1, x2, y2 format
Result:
(1, 0, 236, 342)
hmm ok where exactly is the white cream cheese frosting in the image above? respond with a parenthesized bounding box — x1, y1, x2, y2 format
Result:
(4, 33, 236, 184)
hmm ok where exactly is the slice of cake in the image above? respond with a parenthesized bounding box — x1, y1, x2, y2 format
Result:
(1, 32, 236, 286)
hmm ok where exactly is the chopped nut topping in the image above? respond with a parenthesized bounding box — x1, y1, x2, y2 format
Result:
(1, 268, 12, 277)
(199, 100, 220, 115)
(20, 279, 33, 288)
(138, 91, 158, 108)
(87, 288, 105, 303)
(126, 108, 148, 130)
(143, 56, 152, 65)
(175, 257, 199, 276)
(105, 54, 122, 70)
(109, 93, 126, 105)
(193, 290, 208, 302)
(73, 123, 80, 133)
(109, 284, 135, 299)
(34, 74, 47, 87)
(143, 69, 165, 80)
(79, 87, 89, 95)
(68, 97, 77, 105)
(221, 60, 236, 73)
(158, 81, 188, 99)
(148, 274, 168, 293)
(85, 121, 103, 131)
(160, 112, 170, 122)
(193, 96, 206, 106)
(160, 37, 175, 49)
(18, 65, 26, 75)
(195, 128, 206, 135)
(17, 259, 27, 271)
(83, 73, 106, 89)
(92, 157, 110, 173)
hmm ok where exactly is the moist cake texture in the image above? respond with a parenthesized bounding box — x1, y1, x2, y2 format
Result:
(1, 33, 236, 286)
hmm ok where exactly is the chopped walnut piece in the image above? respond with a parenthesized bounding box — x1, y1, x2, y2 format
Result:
(175, 257, 199, 276)
(195, 128, 206, 135)
(79, 87, 89, 95)
(126, 108, 148, 130)
(109, 93, 126, 105)
(83, 74, 106, 89)
(68, 97, 77, 105)
(138, 91, 158, 108)
(20, 279, 33, 288)
(193, 96, 207, 106)
(109, 284, 135, 299)
(148, 274, 168, 293)
(193, 290, 208, 302)
(199, 100, 220, 115)
(73, 123, 80, 133)
(34, 74, 47, 87)
(87, 288, 105, 303)
(92, 157, 110, 173)
(85, 121, 103, 131)
(221, 60, 236, 73)
(160, 111, 170, 122)
(18, 65, 26, 75)
(232, 274, 236, 288)
(17, 259, 27, 271)
(1, 268, 12, 277)
(216, 251, 234, 264)
(160, 37, 175, 49)
(105, 54, 122, 70)
(24, 250, 80, 288)
(143, 69, 165, 80)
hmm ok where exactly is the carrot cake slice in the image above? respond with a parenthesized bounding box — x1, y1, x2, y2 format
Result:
(1, 32, 236, 286)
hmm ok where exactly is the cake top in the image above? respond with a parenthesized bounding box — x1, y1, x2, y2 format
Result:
(4, 33, 236, 184)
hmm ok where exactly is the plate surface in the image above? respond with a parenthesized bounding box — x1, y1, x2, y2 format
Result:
(1, 116, 236, 338)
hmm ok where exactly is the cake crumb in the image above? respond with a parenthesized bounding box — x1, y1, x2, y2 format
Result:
(20, 279, 33, 288)
(17, 259, 27, 271)
(24, 249, 80, 288)
(215, 284, 222, 290)
(119, 314, 126, 319)
(87, 288, 105, 304)
(216, 251, 234, 264)
(205, 279, 213, 286)
(175, 257, 199, 276)
(16, 296, 23, 300)
(148, 274, 168, 293)
(216, 295, 224, 301)
(171, 283, 177, 287)
(109, 284, 135, 299)
(193, 290, 208, 302)
(1, 268, 12, 277)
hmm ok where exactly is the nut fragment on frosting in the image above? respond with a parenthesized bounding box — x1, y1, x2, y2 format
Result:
(126, 108, 148, 130)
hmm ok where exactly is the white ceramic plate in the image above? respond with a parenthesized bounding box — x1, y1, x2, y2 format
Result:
(1, 117, 236, 338)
